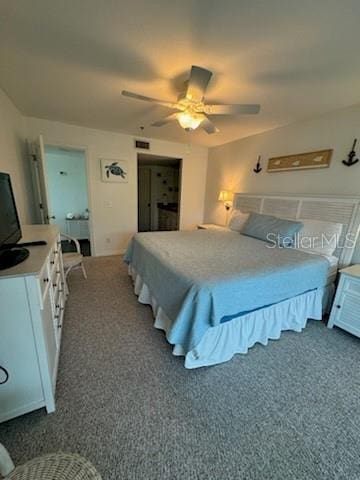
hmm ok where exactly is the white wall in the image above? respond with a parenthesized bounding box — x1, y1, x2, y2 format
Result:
(25, 117, 208, 255)
(204, 104, 360, 262)
(0, 89, 34, 224)
(45, 147, 89, 233)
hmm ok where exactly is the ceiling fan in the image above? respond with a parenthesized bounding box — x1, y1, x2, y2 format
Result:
(122, 65, 260, 134)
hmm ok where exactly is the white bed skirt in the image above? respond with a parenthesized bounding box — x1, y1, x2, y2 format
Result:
(128, 265, 325, 368)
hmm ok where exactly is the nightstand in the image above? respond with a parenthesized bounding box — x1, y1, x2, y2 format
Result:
(328, 265, 360, 337)
(197, 224, 228, 231)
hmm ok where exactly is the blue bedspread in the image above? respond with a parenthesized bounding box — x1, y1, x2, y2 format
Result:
(124, 230, 328, 353)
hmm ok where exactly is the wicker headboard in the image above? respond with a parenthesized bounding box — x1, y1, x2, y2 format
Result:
(233, 193, 360, 267)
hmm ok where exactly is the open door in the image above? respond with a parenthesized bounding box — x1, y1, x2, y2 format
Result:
(30, 135, 52, 224)
(138, 167, 151, 231)
(137, 154, 181, 232)
(30, 141, 93, 255)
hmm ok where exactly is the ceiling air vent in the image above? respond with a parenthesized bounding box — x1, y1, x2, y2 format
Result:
(135, 139, 150, 150)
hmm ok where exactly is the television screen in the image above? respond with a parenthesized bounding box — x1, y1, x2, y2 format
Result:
(0, 172, 21, 248)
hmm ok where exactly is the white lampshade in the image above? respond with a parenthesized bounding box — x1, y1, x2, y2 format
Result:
(218, 190, 232, 202)
(177, 112, 203, 131)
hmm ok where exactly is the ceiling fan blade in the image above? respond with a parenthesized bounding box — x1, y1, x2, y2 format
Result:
(122, 90, 178, 109)
(185, 66, 212, 102)
(201, 116, 219, 135)
(203, 104, 261, 115)
(151, 113, 178, 127)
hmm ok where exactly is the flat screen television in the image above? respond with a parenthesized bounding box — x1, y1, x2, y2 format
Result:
(0, 172, 22, 246)
(0, 172, 29, 270)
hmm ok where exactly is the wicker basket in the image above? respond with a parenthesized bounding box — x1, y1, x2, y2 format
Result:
(6, 453, 102, 480)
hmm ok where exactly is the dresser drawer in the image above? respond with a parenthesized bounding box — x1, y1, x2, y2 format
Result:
(54, 292, 65, 348)
(41, 288, 58, 388)
(38, 262, 51, 303)
(51, 264, 61, 291)
(49, 240, 60, 268)
(53, 277, 63, 311)
(342, 277, 360, 296)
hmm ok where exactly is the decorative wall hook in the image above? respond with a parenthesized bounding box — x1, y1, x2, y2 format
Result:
(343, 139, 359, 167)
(253, 155, 262, 173)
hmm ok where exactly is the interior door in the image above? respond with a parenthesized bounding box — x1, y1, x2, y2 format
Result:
(30, 135, 53, 224)
(138, 167, 151, 231)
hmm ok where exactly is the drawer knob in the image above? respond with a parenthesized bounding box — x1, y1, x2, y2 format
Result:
(57, 324, 62, 329)
(336, 305, 341, 309)
(0, 366, 9, 385)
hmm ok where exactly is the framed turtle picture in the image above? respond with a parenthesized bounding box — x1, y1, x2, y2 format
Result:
(100, 159, 128, 183)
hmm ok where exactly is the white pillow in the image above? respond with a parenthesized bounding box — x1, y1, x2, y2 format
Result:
(228, 210, 249, 232)
(294, 219, 343, 257)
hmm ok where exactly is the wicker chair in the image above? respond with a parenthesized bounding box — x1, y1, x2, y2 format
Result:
(0, 445, 101, 480)
(61, 233, 87, 281)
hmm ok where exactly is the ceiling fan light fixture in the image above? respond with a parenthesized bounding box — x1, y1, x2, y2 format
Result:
(122, 65, 261, 135)
(176, 111, 203, 131)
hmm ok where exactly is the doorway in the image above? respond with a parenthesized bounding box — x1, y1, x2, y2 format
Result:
(31, 137, 92, 256)
(45, 145, 91, 255)
(137, 154, 181, 232)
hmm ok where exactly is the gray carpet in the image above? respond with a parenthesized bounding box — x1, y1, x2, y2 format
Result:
(1, 256, 360, 480)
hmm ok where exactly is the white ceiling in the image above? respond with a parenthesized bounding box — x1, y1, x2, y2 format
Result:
(1, 0, 360, 147)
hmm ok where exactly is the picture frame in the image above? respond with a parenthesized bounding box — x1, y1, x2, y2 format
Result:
(100, 159, 128, 183)
(267, 149, 333, 172)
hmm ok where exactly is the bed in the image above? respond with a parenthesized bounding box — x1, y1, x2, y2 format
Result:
(125, 194, 360, 368)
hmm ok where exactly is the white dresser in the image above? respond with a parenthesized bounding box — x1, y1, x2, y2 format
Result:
(0, 225, 68, 423)
(328, 265, 360, 337)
